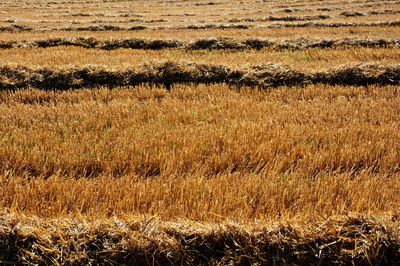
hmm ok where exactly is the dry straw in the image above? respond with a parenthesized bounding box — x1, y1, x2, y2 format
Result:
(2, 21, 400, 32)
(1, 37, 398, 51)
(0, 213, 399, 265)
(0, 63, 399, 90)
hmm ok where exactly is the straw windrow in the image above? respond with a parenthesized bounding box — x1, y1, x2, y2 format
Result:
(0, 213, 399, 265)
(0, 63, 399, 90)
(2, 20, 400, 32)
(1, 37, 398, 51)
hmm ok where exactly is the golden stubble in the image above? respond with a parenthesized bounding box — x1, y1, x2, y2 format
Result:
(0, 84, 399, 221)
(1, 47, 399, 72)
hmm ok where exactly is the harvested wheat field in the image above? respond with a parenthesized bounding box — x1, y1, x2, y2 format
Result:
(0, 0, 400, 265)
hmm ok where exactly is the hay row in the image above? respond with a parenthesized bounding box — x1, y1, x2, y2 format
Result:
(0, 15, 331, 25)
(0, 63, 399, 90)
(186, 21, 400, 29)
(229, 14, 331, 22)
(0, 24, 32, 32)
(1, 213, 399, 265)
(1, 37, 399, 51)
(0, 18, 169, 25)
(1, 20, 400, 32)
(370, 10, 400, 15)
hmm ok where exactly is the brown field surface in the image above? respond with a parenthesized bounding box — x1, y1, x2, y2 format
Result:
(1, 0, 400, 264)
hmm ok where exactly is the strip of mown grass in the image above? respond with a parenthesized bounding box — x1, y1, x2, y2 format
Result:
(0, 62, 399, 90)
(0, 214, 399, 265)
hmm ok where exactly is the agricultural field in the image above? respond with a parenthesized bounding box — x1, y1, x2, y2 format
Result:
(0, 0, 400, 264)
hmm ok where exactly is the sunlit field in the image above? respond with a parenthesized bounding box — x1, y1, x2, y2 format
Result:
(0, 0, 399, 264)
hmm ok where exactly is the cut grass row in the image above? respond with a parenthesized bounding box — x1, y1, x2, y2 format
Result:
(0, 213, 399, 265)
(1, 62, 399, 90)
(2, 20, 400, 32)
(1, 37, 399, 51)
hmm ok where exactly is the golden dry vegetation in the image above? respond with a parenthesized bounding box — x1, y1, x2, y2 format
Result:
(2, 26, 400, 42)
(0, 0, 400, 264)
(1, 85, 400, 220)
(1, 0, 399, 29)
(1, 47, 400, 71)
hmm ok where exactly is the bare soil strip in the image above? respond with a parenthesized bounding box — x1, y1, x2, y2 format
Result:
(1, 63, 399, 90)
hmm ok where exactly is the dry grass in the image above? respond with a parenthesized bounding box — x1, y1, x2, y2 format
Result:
(2, 0, 400, 263)
(0, 85, 399, 221)
(1, 37, 399, 51)
(2, 26, 399, 42)
(0, 62, 399, 89)
(1, 0, 398, 30)
(2, 20, 400, 32)
(2, 173, 400, 221)
(1, 46, 398, 72)
(1, 213, 399, 265)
